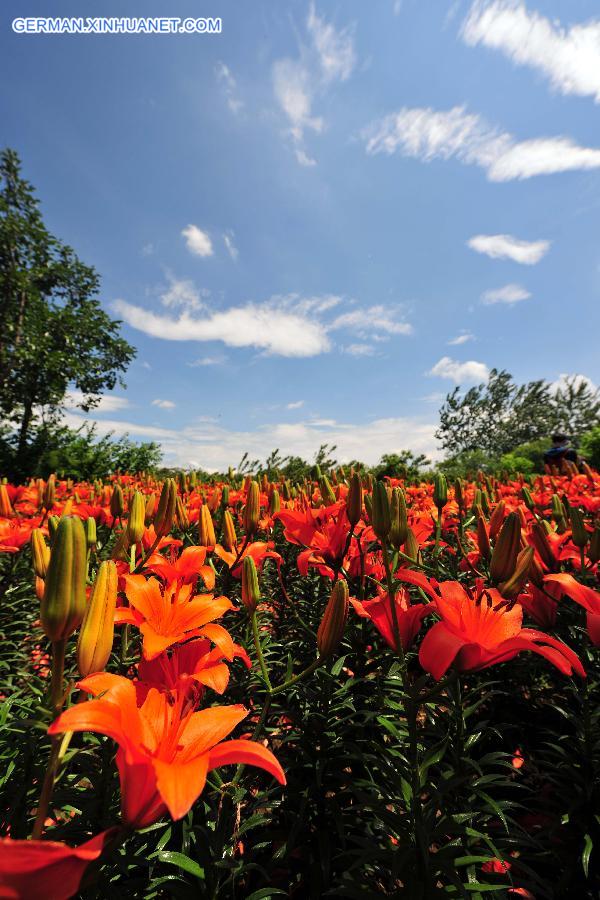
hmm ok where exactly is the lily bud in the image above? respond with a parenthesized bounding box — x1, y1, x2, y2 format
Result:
(0, 485, 14, 518)
(48, 515, 60, 543)
(269, 488, 281, 516)
(488, 500, 506, 540)
(589, 527, 600, 565)
(364, 493, 373, 523)
(110, 484, 124, 520)
(317, 580, 349, 658)
(76, 560, 118, 677)
(390, 488, 408, 549)
(476, 515, 491, 561)
(569, 506, 588, 549)
(31, 528, 50, 579)
(371, 480, 391, 541)
(241, 554, 261, 614)
(454, 479, 464, 512)
(346, 473, 363, 528)
(199, 505, 216, 548)
(221, 485, 230, 508)
(85, 516, 97, 550)
(145, 493, 156, 525)
(43, 475, 56, 510)
(521, 486, 535, 512)
(41, 516, 87, 642)
(404, 527, 419, 563)
(498, 546, 535, 601)
(433, 473, 448, 511)
(154, 479, 177, 538)
(320, 476, 336, 507)
(529, 522, 555, 571)
(243, 481, 260, 538)
(127, 491, 146, 544)
(489, 512, 521, 583)
(174, 495, 189, 530)
(222, 509, 237, 551)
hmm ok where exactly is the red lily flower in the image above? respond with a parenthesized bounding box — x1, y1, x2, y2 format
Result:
(350, 587, 433, 652)
(136, 638, 251, 702)
(542, 573, 600, 646)
(0, 828, 119, 900)
(116, 574, 234, 660)
(48, 673, 285, 826)
(275, 505, 351, 578)
(419, 580, 585, 680)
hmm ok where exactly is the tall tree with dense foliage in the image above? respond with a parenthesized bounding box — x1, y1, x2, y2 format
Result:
(0, 148, 135, 476)
(436, 369, 600, 458)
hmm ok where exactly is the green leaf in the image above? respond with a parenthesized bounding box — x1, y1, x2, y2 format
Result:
(157, 851, 205, 880)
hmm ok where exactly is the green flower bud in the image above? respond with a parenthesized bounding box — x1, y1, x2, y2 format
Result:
(41, 516, 87, 642)
(154, 479, 177, 538)
(390, 488, 408, 549)
(127, 491, 146, 544)
(371, 480, 391, 541)
(346, 473, 363, 529)
(317, 580, 349, 658)
(241, 554, 261, 613)
(76, 560, 117, 677)
(489, 512, 521, 584)
(433, 473, 448, 511)
(569, 506, 588, 549)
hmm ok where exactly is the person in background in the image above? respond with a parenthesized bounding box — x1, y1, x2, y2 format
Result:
(543, 433, 579, 471)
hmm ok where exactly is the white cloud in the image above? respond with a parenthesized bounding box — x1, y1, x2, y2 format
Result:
(363, 104, 600, 181)
(393, 0, 403, 15)
(329, 304, 413, 337)
(63, 391, 130, 414)
(152, 399, 176, 409)
(223, 230, 238, 261)
(140, 361, 152, 370)
(141, 243, 154, 256)
(188, 355, 228, 367)
(286, 400, 305, 409)
(481, 283, 531, 304)
(160, 274, 203, 311)
(64, 409, 441, 469)
(215, 61, 243, 113)
(428, 357, 490, 383)
(467, 233, 550, 264)
(462, 1, 600, 103)
(344, 343, 377, 357)
(273, 4, 356, 164)
(113, 297, 331, 358)
(448, 332, 475, 345)
(182, 224, 214, 258)
(114, 293, 410, 360)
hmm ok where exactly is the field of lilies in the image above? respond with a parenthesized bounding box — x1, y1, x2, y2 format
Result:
(0, 465, 599, 899)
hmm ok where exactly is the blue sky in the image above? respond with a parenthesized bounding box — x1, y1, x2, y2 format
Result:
(2, 0, 600, 468)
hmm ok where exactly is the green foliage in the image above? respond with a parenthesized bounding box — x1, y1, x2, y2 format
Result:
(371, 450, 430, 481)
(437, 370, 600, 459)
(0, 422, 161, 479)
(580, 426, 600, 469)
(0, 149, 136, 479)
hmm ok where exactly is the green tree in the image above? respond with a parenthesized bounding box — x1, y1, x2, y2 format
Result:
(552, 376, 600, 441)
(0, 149, 135, 477)
(580, 426, 600, 469)
(372, 451, 430, 481)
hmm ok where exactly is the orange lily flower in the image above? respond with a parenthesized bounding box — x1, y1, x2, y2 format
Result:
(350, 587, 433, 652)
(0, 828, 119, 900)
(144, 545, 216, 591)
(419, 580, 585, 680)
(48, 673, 285, 826)
(213, 540, 282, 577)
(116, 574, 234, 660)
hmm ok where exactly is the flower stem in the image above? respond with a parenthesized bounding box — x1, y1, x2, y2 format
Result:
(31, 638, 67, 839)
(251, 611, 272, 692)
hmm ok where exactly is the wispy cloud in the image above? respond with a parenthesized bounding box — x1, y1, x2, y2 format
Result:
(462, 1, 600, 103)
(286, 400, 305, 409)
(448, 331, 475, 345)
(114, 292, 411, 359)
(223, 230, 239, 261)
(344, 343, 377, 357)
(428, 357, 490, 383)
(188, 355, 228, 367)
(63, 391, 130, 414)
(182, 224, 214, 257)
(273, 3, 356, 165)
(160, 274, 204, 311)
(152, 399, 176, 409)
(481, 283, 531, 304)
(363, 104, 600, 181)
(215, 61, 243, 113)
(468, 233, 550, 264)
(329, 304, 413, 337)
(114, 296, 332, 358)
